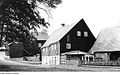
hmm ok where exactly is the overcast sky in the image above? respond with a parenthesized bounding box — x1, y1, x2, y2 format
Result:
(46, 0, 120, 37)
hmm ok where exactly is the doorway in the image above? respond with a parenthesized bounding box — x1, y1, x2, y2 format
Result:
(110, 51, 120, 61)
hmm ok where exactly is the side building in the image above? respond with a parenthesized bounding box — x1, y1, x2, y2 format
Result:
(33, 32, 48, 48)
(41, 19, 96, 66)
(89, 26, 120, 65)
(32, 31, 48, 61)
(8, 32, 48, 61)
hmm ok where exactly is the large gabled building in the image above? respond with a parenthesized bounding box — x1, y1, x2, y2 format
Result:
(41, 19, 96, 65)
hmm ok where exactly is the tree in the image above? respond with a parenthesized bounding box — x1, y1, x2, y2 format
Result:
(0, 0, 62, 55)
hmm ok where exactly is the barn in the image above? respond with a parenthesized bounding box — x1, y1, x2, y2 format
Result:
(89, 26, 120, 65)
(41, 19, 96, 66)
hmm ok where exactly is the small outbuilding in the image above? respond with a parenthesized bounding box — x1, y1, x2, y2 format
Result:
(33, 32, 48, 48)
(9, 42, 25, 58)
(33, 32, 48, 61)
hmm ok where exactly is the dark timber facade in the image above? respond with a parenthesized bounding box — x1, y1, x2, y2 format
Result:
(42, 19, 96, 65)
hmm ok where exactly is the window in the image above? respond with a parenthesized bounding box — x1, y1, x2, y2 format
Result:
(46, 47, 48, 52)
(51, 45, 54, 50)
(67, 55, 71, 60)
(54, 44, 57, 50)
(84, 31, 88, 37)
(67, 35, 70, 42)
(66, 43, 71, 49)
(42, 48, 45, 52)
(77, 31, 81, 36)
(38, 43, 42, 47)
(49, 46, 51, 50)
(89, 57, 93, 62)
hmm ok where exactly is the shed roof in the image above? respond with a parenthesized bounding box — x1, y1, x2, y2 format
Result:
(42, 22, 78, 48)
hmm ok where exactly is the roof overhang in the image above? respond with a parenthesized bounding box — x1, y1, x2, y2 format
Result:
(61, 50, 87, 55)
(94, 50, 120, 53)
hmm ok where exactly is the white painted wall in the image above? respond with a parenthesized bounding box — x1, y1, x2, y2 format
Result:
(42, 55, 60, 65)
(10, 57, 23, 61)
(0, 51, 10, 59)
(26, 56, 39, 61)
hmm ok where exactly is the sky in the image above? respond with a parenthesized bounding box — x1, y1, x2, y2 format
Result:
(45, 0, 120, 37)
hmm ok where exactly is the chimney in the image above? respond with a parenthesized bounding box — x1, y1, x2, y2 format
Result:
(61, 24, 65, 27)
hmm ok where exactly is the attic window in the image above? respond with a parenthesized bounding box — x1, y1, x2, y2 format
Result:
(77, 31, 81, 36)
(66, 43, 71, 49)
(84, 31, 88, 37)
(38, 43, 42, 47)
(67, 35, 70, 42)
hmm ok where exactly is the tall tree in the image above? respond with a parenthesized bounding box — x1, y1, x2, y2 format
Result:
(0, 0, 62, 55)
(0, 0, 62, 43)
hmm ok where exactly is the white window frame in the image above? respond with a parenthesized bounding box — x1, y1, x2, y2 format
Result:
(66, 43, 71, 49)
(54, 44, 57, 50)
(77, 31, 81, 36)
(51, 45, 54, 50)
(67, 35, 70, 42)
(38, 43, 42, 47)
(84, 31, 88, 37)
(42, 48, 45, 52)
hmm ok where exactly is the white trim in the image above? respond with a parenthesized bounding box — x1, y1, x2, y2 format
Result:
(54, 44, 57, 50)
(84, 31, 88, 37)
(77, 31, 81, 36)
(42, 55, 60, 65)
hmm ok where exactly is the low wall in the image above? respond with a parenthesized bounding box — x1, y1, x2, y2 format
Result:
(86, 60, 120, 66)
(0, 51, 10, 59)
(10, 57, 23, 61)
(66, 60, 79, 66)
(26, 56, 39, 61)
(42, 55, 60, 65)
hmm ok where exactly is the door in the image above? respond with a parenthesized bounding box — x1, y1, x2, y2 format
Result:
(55, 57, 56, 65)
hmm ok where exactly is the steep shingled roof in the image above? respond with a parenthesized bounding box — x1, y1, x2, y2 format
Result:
(41, 22, 78, 48)
(89, 26, 120, 54)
